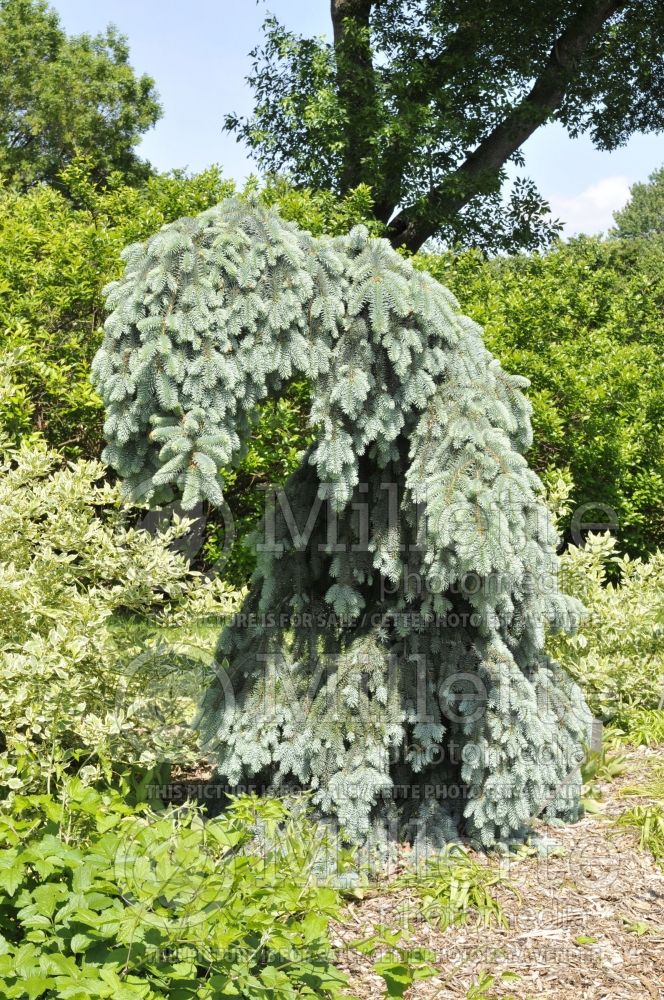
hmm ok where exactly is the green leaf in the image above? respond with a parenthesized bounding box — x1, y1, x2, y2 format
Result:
(70, 934, 92, 954)
(373, 960, 414, 998)
(302, 911, 328, 943)
(22, 975, 54, 1000)
(574, 935, 598, 946)
(0, 856, 25, 897)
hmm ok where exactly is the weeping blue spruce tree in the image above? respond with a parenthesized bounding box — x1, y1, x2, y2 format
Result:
(92, 198, 591, 848)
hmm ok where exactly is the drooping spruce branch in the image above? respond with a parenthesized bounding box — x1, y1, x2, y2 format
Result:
(92, 199, 591, 847)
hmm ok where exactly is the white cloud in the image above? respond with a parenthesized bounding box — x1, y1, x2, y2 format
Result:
(548, 176, 632, 237)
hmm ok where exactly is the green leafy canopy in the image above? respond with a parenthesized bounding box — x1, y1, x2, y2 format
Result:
(0, 0, 161, 188)
(226, 1, 664, 252)
(612, 164, 664, 239)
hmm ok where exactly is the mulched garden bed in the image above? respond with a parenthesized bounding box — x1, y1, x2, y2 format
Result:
(332, 747, 664, 999)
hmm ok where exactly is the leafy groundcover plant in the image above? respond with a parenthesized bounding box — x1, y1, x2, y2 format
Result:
(0, 776, 354, 999)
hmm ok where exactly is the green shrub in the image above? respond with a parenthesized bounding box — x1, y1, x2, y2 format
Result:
(552, 534, 664, 726)
(418, 236, 664, 558)
(200, 383, 314, 584)
(0, 776, 353, 999)
(0, 432, 240, 792)
(545, 474, 664, 730)
(0, 162, 236, 456)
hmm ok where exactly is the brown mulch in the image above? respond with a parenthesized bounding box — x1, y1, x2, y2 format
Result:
(331, 747, 664, 1000)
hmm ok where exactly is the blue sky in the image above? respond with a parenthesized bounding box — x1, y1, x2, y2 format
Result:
(53, 0, 664, 236)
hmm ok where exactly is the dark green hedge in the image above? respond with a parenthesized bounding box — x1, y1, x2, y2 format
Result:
(0, 164, 661, 575)
(418, 237, 664, 558)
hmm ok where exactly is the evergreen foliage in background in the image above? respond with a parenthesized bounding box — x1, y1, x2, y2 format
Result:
(93, 199, 591, 847)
